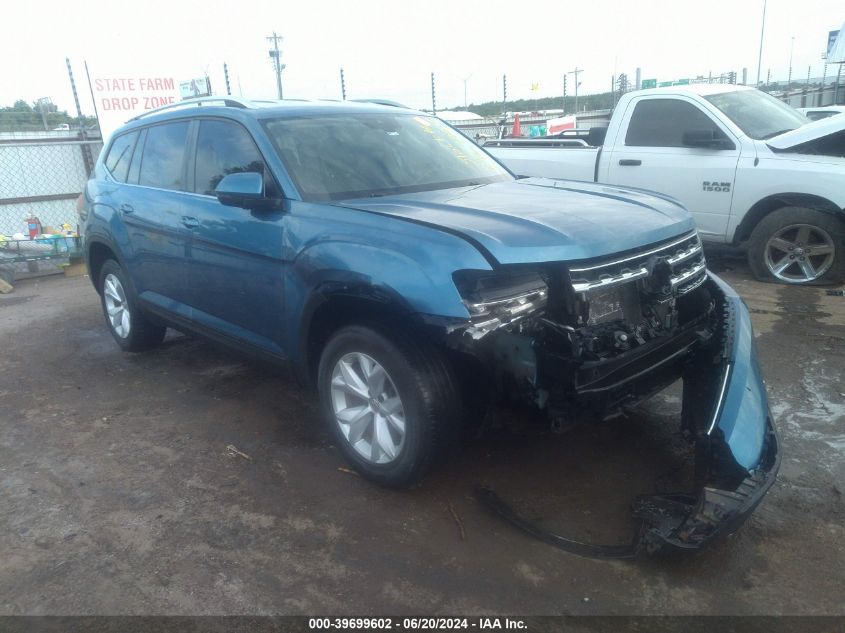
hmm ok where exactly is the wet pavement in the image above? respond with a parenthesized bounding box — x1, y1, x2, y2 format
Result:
(0, 256, 843, 615)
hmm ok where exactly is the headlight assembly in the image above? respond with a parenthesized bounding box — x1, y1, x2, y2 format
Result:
(453, 270, 548, 339)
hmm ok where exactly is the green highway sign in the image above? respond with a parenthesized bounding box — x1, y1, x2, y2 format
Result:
(641, 78, 657, 89)
(674, 78, 691, 85)
(658, 81, 673, 87)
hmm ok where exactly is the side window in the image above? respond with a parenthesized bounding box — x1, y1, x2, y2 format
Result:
(138, 121, 190, 190)
(194, 119, 275, 196)
(127, 128, 146, 185)
(104, 131, 138, 182)
(625, 99, 723, 147)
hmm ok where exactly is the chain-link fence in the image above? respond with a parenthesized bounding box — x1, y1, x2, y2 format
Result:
(0, 134, 102, 282)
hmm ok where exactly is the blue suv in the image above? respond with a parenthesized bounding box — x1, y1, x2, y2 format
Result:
(80, 97, 778, 553)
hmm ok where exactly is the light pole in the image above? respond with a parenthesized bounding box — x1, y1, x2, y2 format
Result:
(787, 36, 795, 86)
(461, 73, 473, 109)
(755, 0, 767, 86)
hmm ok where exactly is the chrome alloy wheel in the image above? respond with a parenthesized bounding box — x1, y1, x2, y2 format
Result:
(103, 273, 131, 338)
(330, 352, 406, 464)
(764, 223, 835, 283)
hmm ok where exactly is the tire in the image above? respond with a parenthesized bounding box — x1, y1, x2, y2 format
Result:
(317, 324, 461, 487)
(98, 259, 166, 352)
(747, 207, 845, 285)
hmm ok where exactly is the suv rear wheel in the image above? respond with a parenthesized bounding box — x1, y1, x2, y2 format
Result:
(98, 260, 166, 352)
(317, 324, 461, 487)
(748, 207, 845, 285)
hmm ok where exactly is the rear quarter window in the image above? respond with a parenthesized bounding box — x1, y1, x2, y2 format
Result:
(104, 131, 139, 182)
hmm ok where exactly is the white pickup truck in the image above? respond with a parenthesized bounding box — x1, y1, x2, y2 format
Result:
(486, 84, 845, 285)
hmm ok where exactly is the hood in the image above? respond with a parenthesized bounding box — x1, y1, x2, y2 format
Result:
(339, 178, 694, 265)
(766, 114, 845, 151)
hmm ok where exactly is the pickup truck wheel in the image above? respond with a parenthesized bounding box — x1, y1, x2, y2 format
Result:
(748, 207, 845, 285)
(98, 260, 166, 352)
(317, 324, 461, 487)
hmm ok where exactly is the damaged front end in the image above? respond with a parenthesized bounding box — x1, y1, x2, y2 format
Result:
(447, 231, 780, 556)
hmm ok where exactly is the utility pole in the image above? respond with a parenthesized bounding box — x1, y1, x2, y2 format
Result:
(502, 74, 507, 113)
(35, 98, 49, 132)
(223, 63, 232, 95)
(430, 72, 436, 115)
(755, 0, 767, 86)
(267, 32, 284, 99)
(567, 67, 582, 114)
(340, 68, 346, 100)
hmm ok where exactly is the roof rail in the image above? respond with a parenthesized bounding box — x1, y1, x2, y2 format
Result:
(350, 98, 410, 109)
(126, 96, 255, 122)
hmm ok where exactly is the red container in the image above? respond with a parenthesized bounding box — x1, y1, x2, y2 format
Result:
(26, 215, 42, 239)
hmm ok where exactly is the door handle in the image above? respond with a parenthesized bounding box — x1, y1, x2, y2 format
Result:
(119, 203, 134, 213)
(618, 159, 642, 166)
(181, 216, 199, 229)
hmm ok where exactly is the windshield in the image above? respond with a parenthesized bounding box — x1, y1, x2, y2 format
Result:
(263, 113, 512, 201)
(704, 90, 808, 140)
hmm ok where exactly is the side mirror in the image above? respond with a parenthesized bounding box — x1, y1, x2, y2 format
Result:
(215, 172, 265, 209)
(682, 129, 734, 150)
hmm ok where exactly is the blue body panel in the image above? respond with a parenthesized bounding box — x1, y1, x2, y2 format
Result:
(341, 178, 694, 265)
(708, 273, 770, 471)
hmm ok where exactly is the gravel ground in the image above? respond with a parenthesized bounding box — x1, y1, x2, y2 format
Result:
(0, 255, 843, 616)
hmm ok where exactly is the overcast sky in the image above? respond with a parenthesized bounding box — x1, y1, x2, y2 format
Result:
(3, 0, 843, 114)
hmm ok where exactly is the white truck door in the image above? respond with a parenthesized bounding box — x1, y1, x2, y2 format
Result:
(606, 96, 740, 242)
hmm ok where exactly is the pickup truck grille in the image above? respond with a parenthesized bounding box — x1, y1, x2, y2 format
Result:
(568, 231, 706, 296)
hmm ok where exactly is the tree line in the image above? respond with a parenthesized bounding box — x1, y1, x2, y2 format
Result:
(0, 100, 97, 132)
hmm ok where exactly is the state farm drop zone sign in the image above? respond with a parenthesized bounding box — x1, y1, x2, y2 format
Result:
(88, 72, 180, 138)
(95, 77, 177, 111)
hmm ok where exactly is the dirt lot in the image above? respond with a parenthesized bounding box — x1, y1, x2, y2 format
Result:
(0, 255, 843, 616)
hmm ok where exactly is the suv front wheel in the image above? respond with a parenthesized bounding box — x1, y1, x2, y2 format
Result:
(98, 259, 166, 352)
(317, 324, 461, 487)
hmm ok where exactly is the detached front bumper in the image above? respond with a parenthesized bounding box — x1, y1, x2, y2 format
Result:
(479, 272, 780, 557)
(633, 272, 781, 553)
(633, 415, 779, 553)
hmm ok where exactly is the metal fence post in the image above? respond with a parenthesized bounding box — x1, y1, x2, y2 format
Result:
(66, 58, 94, 177)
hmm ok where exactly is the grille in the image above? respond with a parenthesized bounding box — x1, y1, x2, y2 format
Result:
(568, 231, 707, 297)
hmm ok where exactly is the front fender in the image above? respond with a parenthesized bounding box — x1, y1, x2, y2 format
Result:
(281, 205, 493, 363)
